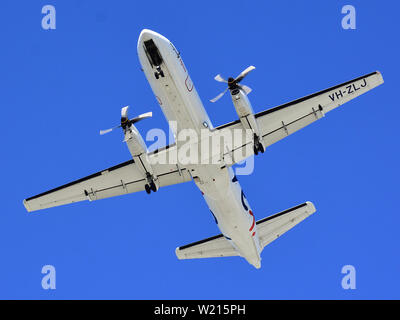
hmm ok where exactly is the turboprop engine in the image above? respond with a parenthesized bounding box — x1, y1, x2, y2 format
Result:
(100, 106, 152, 156)
(119, 106, 150, 156)
(210, 66, 265, 155)
(100, 106, 159, 194)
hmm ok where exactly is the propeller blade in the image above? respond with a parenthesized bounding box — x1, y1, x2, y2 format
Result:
(121, 106, 129, 119)
(100, 125, 120, 135)
(101, 107, 152, 135)
(130, 111, 153, 124)
(235, 65, 255, 83)
(137, 111, 153, 120)
(214, 74, 228, 83)
(239, 84, 252, 95)
(210, 88, 228, 103)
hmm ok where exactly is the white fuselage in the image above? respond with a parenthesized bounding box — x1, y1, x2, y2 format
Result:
(137, 29, 261, 268)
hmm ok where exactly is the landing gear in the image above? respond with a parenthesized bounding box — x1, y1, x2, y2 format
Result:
(253, 145, 259, 156)
(144, 174, 158, 194)
(154, 66, 164, 79)
(253, 134, 264, 156)
(253, 143, 264, 155)
(145, 182, 157, 194)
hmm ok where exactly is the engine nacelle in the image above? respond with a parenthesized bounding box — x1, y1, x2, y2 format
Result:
(124, 124, 159, 189)
(230, 87, 255, 118)
(124, 123, 147, 157)
(230, 87, 265, 154)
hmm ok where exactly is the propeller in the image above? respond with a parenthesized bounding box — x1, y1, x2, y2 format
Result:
(100, 106, 152, 135)
(210, 65, 255, 103)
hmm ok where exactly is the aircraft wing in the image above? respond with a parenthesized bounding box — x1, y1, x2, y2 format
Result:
(216, 71, 384, 164)
(23, 150, 191, 212)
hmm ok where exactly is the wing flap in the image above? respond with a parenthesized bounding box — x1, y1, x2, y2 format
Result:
(261, 108, 322, 147)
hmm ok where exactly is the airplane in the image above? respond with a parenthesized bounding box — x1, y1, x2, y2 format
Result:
(23, 29, 384, 269)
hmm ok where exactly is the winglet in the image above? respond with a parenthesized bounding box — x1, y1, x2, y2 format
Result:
(305, 201, 316, 214)
(23, 199, 32, 213)
(175, 247, 183, 260)
(376, 70, 384, 84)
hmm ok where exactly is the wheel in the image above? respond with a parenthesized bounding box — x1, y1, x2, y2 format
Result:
(160, 70, 164, 78)
(150, 182, 157, 192)
(253, 145, 259, 156)
(258, 144, 265, 154)
(145, 184, 151, 194)
(154, 72, 159, 80)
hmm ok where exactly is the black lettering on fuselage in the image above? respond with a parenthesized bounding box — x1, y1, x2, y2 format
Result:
(360, 78, 367, 87)
(335, 90, 344, 99)
(346, 85, 354, 94)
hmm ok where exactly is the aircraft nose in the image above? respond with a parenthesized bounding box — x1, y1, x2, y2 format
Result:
(139, 29, 152, 39)
(137, 29, 170, 51)
(138, 29, 163, 42)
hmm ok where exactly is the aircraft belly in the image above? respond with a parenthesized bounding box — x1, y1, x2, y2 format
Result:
(138, 30, 260, 267)
(195, 166, 261, 264)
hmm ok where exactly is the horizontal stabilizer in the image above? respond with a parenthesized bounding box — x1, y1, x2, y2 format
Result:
(257, 201, 316, 249)
(175, 201, 316, 261)
(175, 234, 239, 260)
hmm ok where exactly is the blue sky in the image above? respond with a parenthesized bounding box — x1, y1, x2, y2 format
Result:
(1, 0, 399, 299)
